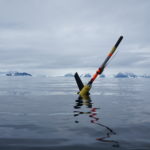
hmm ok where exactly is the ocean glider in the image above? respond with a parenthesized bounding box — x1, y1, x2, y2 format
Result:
(74, 36, 123, 96)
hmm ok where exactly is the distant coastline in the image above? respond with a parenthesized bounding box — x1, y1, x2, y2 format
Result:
(64, 72, 150, 78)
(0, 71, 149, 78)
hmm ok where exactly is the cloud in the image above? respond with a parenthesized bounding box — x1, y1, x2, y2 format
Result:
(0, 0, 150, 75)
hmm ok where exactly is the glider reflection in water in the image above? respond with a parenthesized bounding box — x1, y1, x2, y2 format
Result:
(73, 95, 119, 147)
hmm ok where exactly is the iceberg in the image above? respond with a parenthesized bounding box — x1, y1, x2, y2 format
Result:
(64, 73, 74, 77)
(99, 74, 105, 78)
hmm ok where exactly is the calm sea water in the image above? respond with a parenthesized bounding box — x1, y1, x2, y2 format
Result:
(0, 76, 150, 150)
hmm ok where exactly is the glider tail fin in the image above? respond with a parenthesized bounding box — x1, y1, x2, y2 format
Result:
(74, 72, 84, 91)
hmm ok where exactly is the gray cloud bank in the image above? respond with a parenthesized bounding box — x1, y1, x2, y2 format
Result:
(0, 0, 150, 75)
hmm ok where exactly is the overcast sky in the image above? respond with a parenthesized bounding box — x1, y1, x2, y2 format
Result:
(0, 0, 150, 76)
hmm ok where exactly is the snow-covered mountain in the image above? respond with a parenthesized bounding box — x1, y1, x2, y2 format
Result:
(0, 71, 32, 76)
(80, 73, 91, 78)
(114, 72, 137, 78)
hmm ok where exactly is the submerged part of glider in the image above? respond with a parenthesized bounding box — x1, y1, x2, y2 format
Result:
(74, 36, 123, 97)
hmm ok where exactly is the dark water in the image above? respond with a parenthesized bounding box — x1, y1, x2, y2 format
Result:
(0, 76, 150, 150)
